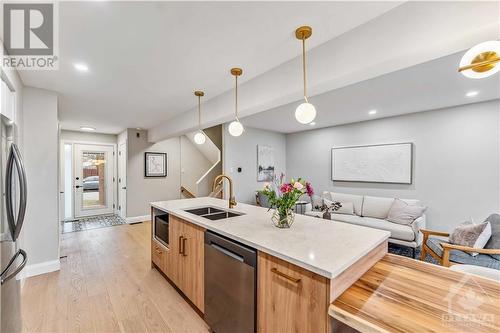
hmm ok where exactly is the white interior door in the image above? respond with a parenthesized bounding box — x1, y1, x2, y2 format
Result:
(118, 142, 127, 219)
(74, 144, 114, 218)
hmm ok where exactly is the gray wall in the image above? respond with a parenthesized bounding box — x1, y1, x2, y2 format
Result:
(180, 135, 212, 194)
(22, 87, 60, 267)
(126, 129, 181, 217)
(286, 100, 500, 231)
(223, 125, 286, 204)
(60, 130, 117, 144)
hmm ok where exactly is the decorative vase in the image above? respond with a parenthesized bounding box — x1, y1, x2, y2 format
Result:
(322, 211, 331, 220)
(272, 208, 295, 228)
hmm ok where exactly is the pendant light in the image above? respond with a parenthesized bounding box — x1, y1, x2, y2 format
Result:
(228, 68, 244, 137)
(459, 41, 500, 79)
(193, 90, 206, 145)
(295, 26, 316, 124)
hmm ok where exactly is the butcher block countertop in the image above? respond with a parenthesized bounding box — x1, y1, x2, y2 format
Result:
(330, 254, 500, 333)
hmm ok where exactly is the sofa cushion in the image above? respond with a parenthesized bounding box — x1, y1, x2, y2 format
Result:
(484, 213, 500, 260)
(330, 192, 363, 216)
(387, 198, 427, 225)
(362, 196, 394, 219)
(329, 214, 415, 241)
(324, 199, 354, 215)
(330, 213, 364, 224)
(427, 236, 500, 269)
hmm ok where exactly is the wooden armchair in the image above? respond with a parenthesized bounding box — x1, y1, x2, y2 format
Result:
(420, 228, 500, 267)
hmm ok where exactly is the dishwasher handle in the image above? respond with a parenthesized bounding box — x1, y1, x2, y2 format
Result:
(210, 243, 244, 262)
(205, 231, 256, 267)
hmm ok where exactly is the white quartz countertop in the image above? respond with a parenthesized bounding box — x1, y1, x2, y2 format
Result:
(151, 197, 390, 279)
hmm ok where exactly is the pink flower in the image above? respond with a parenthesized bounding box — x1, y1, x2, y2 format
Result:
(293, 182, 304, 190)
(306, 182, 314, 196)
(280, 183, 293, 194)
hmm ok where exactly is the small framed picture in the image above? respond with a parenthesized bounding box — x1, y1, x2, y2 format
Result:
(145, 152, 167, 177)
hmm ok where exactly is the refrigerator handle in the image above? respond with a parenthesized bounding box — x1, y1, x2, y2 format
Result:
(1, 249, 27, 285)
(6, 143, 27, 241)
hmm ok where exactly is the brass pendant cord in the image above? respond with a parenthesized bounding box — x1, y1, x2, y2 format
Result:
(302, 37, 308, 103)
(197, 95, 201, 129)
(235, 75, 239, 120)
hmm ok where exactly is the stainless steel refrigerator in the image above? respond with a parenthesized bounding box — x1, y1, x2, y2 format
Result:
(0, 113, 28, 333)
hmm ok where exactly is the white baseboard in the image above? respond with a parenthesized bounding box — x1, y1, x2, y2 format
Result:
(126, 215, 150, 223)
(20, 259, 60, 279)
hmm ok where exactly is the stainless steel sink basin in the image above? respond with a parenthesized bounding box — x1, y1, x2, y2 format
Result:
(184, 206, 244, 220)
(184, 206, 223, 216)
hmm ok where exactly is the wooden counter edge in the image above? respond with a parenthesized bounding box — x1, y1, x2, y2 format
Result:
(329, 240, 388, 302)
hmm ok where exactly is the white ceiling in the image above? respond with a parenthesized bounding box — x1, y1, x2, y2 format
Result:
(241, 51, 500, 133)
(18, 1, 403, 134)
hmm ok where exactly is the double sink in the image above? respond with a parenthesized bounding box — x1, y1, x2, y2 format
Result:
(184, 206, 244, 221)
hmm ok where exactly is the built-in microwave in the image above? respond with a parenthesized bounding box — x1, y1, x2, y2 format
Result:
(154, 214, 169, 247)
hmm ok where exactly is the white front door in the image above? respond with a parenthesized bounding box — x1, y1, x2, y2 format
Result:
(74, 144, 115, 218)
(117, 142, 127, 219)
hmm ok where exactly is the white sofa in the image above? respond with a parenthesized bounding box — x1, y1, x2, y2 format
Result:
(305, 191, 426, 257)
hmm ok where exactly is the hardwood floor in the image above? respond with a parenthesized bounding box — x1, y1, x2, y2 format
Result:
(21, 222, 210, 333)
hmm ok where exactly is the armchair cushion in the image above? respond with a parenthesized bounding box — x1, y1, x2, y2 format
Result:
(426, 236, 500, 270)
(485, 213, 500, 260)
(449, 221, 492, 256)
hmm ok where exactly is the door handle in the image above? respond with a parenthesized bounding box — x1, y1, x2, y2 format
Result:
(270, 268, 301, 284)
(179, 236, 184, 254)
(1, 249, 27, 285)
(121, 187, 126, 190)
(6, 144, 27, 241)
(182, 237, 187, 256)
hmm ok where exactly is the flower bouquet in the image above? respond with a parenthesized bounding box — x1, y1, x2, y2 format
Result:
(259, 174, 314, 228)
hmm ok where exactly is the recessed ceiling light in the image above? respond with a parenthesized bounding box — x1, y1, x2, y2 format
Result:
(309, 122, 316, 126)
(466, 91, 479, 97)
(74, 63, 89, 72)
(369, 109, 377, 115)
(80, 126, 95, 131)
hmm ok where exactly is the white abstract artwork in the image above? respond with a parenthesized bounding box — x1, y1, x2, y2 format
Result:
(331, 143, 412, 184)
(257, 145, 275, 182)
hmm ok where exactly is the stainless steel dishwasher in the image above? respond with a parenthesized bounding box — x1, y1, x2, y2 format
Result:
(204, 231, 256, 333)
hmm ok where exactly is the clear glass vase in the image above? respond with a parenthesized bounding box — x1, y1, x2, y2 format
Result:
(271, 208, 295, 228)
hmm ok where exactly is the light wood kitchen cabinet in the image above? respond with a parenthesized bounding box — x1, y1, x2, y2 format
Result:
(177, 219, 205, 312)
(257, 251, 330, 333)
(151, 238, 166, 272)
(156, 215, 205, 313)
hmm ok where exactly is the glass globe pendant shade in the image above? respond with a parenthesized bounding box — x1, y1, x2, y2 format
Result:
(295, 102, 317, 124)
(194, 131, 206, 145)
(228, 120, 244, 137)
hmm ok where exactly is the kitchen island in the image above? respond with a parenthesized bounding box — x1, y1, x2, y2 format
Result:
(150, 197, 389, 332)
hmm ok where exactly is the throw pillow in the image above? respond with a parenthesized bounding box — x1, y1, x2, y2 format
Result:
(324, 199, 354, 215)
(386, 199, 426, 225)
(484, 213, 500, 260)
(449, 221, 492, 257)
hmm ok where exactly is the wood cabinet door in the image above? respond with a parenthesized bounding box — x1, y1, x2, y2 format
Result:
(257, 252, 330, 333)
(166, 216, 184, 286)
(151, 239, 166, 272)
(178, 220, 205, 313)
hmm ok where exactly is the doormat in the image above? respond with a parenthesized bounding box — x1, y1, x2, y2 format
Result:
(61, 214, 127, 233)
